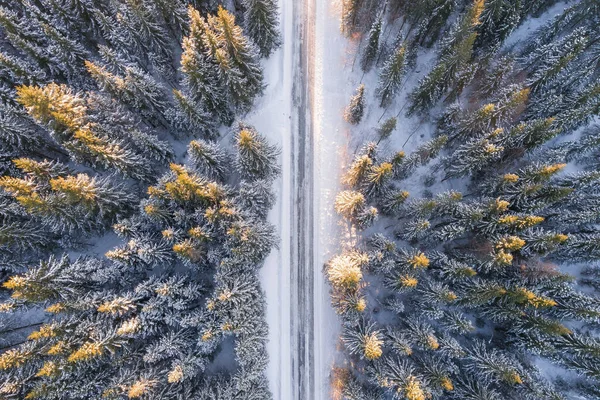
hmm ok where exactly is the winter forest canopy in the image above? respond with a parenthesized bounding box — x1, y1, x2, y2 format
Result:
(0, 0, 599, 399)
(0, 0, 281, 398)
(332, 0, 600, 399)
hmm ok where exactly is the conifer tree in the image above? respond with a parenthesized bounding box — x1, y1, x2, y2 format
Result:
(342, 319, 383, 360)
(85, 60, 170, 124)
(181, 7, 234, 125)
(242, 0, 281, 57)
(445, 130, 505, 178)
(16, 83, 155, 180)
(209, 6, 264, 110)
(407, 0, 483, 115)
(361, 18, 381, 72)
(377, 117, 396, 143)
(377, 41, 407, 107)
(0, 51, 45, 87)
(335, 190, 367, 221)
(188, 139, 230, 181)
(412, 0, 457, 48)
(235, 122, 280, 180)
(341, 0, 362, 35)
(475, 0, 522, 50)
(168, 88, 216, 138)
(344, 84, 366, 124)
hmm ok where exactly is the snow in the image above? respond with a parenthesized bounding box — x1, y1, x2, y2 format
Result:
(311, 0, 353, 397)
(245, 0, 293, 397)
(503, 2, 570, 50)
(250, 0, 351, 397)
(251, 1, 580, 398)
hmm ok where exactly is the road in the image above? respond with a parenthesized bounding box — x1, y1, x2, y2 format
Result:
(291, 0, 348, 397)
(289, 0, 315, 397)
(260, 0, 347, 398)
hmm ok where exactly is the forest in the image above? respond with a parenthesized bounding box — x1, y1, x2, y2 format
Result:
(0, 0, 281, 398)
(2, 0, 600, 399)
(331, 0, 600, 399)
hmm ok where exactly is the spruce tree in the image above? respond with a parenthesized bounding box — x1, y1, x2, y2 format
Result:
(377, 41, 407, 107)
(377, 117, 396, 143)
(344, 84, 366, 125)
(235, 122, 280, 180)
(242, 0, 281, 57)
(209, 6, 264, 110)
(181, 7, 234, 125)
(361, 18, 381, 73)
(341, 0, 362, 35)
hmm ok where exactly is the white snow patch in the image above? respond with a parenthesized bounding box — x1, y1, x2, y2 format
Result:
(245, 0, 292, 398)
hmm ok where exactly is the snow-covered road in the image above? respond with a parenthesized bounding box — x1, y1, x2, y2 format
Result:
(254, 0, 351, 398)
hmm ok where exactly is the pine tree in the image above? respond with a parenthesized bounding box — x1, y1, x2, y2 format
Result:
(394, 136, 447, 180)
(369, 356, 429, 399)
(237, 179, 276, 219)
(116, 0, 172, 63)
(475, 0, 522, 50)
(341, 0, 362, 35)
(16, 83, 155, 179)
(235, 122, 280, 180)
(377, 117, 396, 143)
(335, 190, 367, 220)
(242, 0, 281, 57)
(327, 250, 368, 289)
(181, 7, 234, 125)
(465, 341, 524, 385)
(361, 18, 381, 72)
(39, 21, 90, 81)
(343, 146, 374, 187)
(0, 51, 45, 86)
(412, 0, 457, 48)
(209, 6, 264, 110)
(0, 105, 46, 155)
(524, 27, 589, 93)
(188, 139, 230, 181)
(0, 158, 136, 233)
(377, 42, 407, 107)
(344, 84, 366, 124)
(85, 60, 170, 124)
(342, 319, 383, 360)
(168, 88, 216, 138)
(445, 130, 505, 178)
(407, 0, 483, 115)
(365, 161, 393, 196)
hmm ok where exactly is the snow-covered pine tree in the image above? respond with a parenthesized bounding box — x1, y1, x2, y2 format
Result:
(209, 6, 264, 110)
(361, 18, 381, 73)
(377, 40, 407, 107)
(181, 6, 234, 125)
(235, 122, 280, 181)
(344, 84, 366, 124)
(377, 117, 396, 143)
(242, 0, 281, 57)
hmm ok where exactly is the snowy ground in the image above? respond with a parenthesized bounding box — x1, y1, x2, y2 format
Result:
(248, 0, 350, 398)
(245, 0, 293, 396)
(311, 0, 355, 398)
